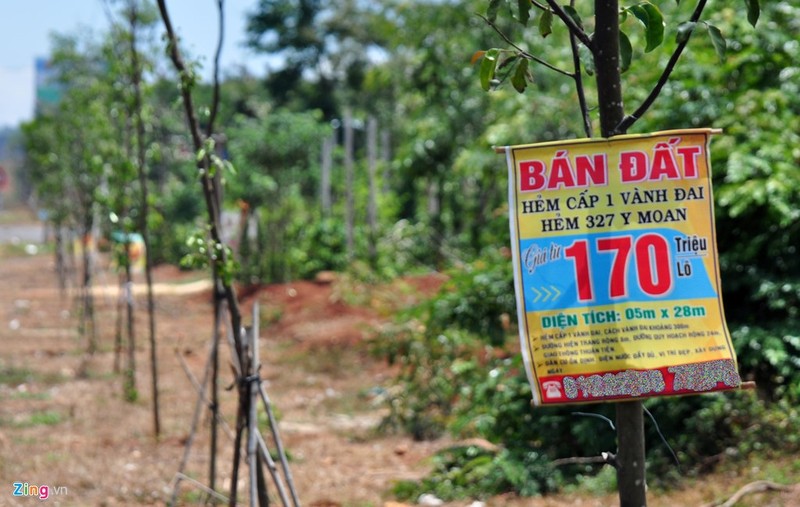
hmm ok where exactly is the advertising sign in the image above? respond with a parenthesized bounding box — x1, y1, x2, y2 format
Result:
(35, 57, 63, 108)
(502, 129, 740, 405)
(110, 231, 146, 274)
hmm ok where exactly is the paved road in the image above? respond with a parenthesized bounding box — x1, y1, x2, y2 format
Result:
(0, 222, 44, 244)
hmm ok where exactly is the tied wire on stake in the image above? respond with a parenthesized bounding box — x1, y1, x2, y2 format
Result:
(169, 303, 300, 507)
(241, 303, 300, 507)
(564, 407, 680, 470)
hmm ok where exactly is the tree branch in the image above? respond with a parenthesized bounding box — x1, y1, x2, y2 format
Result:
(205, 0, 224, 138)
(155, 4, 245, 503)
(478, 13, 573, 78)
(155, 0, 242, 336)
(568, 0, 592, 137)
(614, 0, 708, 134)
(530, 0, 548, 11)
(156, 1, 202, 150)
(484, 2, 592, 135)
(552, 455, 611, 467)
(543, 0, 594, 51)
(702, 480, 793, 507)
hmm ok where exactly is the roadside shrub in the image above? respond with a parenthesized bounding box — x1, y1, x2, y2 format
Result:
(644, 391, 800, 487)
(376, 219, 438, 277)
(731, 323, 800, 402)
(393, 446, 562, 501)
(149, 220, 196, 266)
(289, 217, 349, 279)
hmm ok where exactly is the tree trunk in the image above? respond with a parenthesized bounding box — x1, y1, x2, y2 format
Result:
(124, 242, 137, 401)
(54, 222, 67, 296)
(128, 0, 159, 432)
(80, 226, 97, 355)
(209, 296, 222, 495)
(593, 2, 647, 506)
(114, 273, 124, 373)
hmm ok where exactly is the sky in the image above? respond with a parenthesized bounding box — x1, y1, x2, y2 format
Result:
(0, 0, 271, 129)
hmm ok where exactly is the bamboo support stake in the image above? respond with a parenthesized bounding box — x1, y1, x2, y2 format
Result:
(175, 347, 235, 440)
(259, 383, 301, 507)
(172, 473, 230, 504)
(219, 302, 301, 507)
(256, 432, 293, 507)
(247, 324, 259, 507)
(245, 304, 274, 506)
(225, 305, 243, 376)
(170, 334, 219, 506)
(255, 300, 301, 507)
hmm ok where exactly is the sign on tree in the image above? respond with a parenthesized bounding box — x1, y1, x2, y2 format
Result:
(502, 128, 741, 405)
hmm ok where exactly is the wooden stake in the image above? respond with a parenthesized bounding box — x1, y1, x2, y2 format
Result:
(321, 134, 333, 216)
(256, 432, 293, 506)
(344, 109, 355, 258)
(170, 336, 220, 507)
(247, 323, 259, 507)
(367, 116, 378, 262)
(259, 384, 301, 506)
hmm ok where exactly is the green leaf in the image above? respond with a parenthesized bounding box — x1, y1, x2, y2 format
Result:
(676, 21, 696, 44)
(517, 0, 531, 26)
(497, 52, 517, 69)
(450, 359, 477, 375)
(487, 0, 502, 22)
(629, 3, 665, 52)
(226, 161, 237, 175)
(706, 23, 727, 61)
(619, 31, 632, 73)
(538, 9, 553, 38)
(641, 3, 664, 51)
(480, 49, 500, 91)
(744, 0, 760, 27)
(579, 44, 595, 76)
(562, 5, 584, 31)
(628, 5, 648, 26)
(511, 58, 529, 93)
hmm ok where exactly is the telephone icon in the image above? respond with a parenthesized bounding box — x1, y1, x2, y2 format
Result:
(542, 381, 563, 399)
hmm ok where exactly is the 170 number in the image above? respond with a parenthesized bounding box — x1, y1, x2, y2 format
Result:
(564, 234, 672, 301)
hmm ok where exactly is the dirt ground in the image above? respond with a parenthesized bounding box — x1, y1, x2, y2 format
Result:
(1, 231, 798, 506)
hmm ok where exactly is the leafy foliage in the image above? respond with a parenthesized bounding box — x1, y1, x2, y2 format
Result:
(637, 1, 800, 399)
(393, 446, 562, 500)
(244, 0, 388, 117)
(374, 0, 797, 500)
